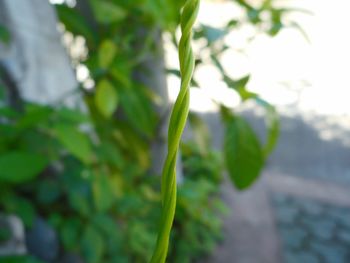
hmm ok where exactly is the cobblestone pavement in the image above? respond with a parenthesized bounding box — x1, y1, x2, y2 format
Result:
(272, 194, 350, 263)
(202, 112, 350, 263)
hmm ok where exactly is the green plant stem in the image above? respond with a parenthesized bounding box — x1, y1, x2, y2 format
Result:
(149, 0, 200, 262)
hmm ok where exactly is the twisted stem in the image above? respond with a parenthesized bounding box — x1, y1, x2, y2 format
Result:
(150, 1, 200, 262)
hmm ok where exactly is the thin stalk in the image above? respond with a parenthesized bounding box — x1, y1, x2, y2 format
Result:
(149, 0, 200, 262)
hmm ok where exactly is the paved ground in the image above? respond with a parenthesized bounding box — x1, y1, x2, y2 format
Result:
(201, 110, 350, 263)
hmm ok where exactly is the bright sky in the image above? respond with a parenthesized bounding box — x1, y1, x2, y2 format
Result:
(167, 0, 350, 116)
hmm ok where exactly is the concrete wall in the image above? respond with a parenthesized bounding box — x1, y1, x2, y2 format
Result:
(0, 0, 79, 106)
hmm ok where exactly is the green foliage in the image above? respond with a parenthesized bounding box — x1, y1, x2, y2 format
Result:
(54, 123, 93, 164)
(81, 225, 105, 263)
(95, 79, 119, 118)
(92, 173, 115, 212)
(0, 256, 44, 263)
(89, 0, 127, 24)
(0, 0, 299, 261)
(56, 5, 96, 46)
(98, 40, 118, 69)
(223, 113, 264, 190)
(256, 98, 280, 156)
(0, 226, 11, 243)
(0, 151, 48, 183)
(0, 24, 10, 44)
(171, 142, 226, 263)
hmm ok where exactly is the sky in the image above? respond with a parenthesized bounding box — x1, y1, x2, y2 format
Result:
(167, 0, 350, 116)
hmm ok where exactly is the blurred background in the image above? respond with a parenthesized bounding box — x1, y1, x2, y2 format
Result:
(0, 0, 350, 263)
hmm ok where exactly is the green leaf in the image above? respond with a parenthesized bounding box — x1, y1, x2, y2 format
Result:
(55, 5, 96, 46)
(60, 217, 81, 250)
(255, 98, 280, 156)
(53, 124, 93, 164)
(56, 107, 90, 124)
(223, 74, 257, 101)
(81, 225, 104, 263)
(96, 141, 123, 168)
(95, 79, 118, 118)
(194, 25, 227, 45)
(92, 214, 121, 240)
(17, 104, 52, 130)
(36, 179, 61, 205)
(0, 152, 48, 183)
(224, 115, 264, 190)
(0, 256, 44, 263)
(92, 173, 115, 212)
(226, 19, 239, 29)
(0, 226, 11, 243)
(289, 21, 311, 43)
(0, 24, 10, 44)
(3, 194, 36, 227)
(89, 0, 127, 24)
(0, 106, 19, 118)
(68, 191, 91, 216)
(98, 40, 117, 69)
(15, 199, 36, 227)
(119, 87, 156, 137)
(116, 123, 150, 169)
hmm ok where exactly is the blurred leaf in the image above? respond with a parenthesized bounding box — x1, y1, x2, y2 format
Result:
(0, 151, 48, 183)
(55, 5, 96, 46)
(142, 85, 164, 106)
(56, 107, 90, 124)
(188, 113, 210, 154)
(96, 141, 123, 168)
(224, 115, 264, 190)
(0, 226, 11, 243)
(17, 104, 52, 130)
(140, 184, 160, 201)
(255, 98, 280, 156)
(289, 21, 311, 43)
(115, 124, 150, 169)
(110, 58, 132, 88)
(0, 256, 44, 263)
(268, 9, 283, 36)
(223, 74, 257, 100)
(89, 0, 127, 24)
(0, 24, 10, 44)
(14, 199, 36, 227)
(98, 40, 117, 69)
(235, 0, 254, 10)
(54, 124, 93, 164)
(0, 106, 19, 119)
(269, 23, 283, 36)
(95, 79, 118, 118)
(92, 214, 121, 240)
(247, 9, 260, 24)
(226, 19, 239, 29)
(92, 173, 115, 212)
(143, 0, 184, 29)
(129, 222, 156, 259)
(194, 25, 227, 45)
(211, 55, 255, 101)
(119, 87, 157, 138)
(81, 225, 104, 263)
(3, 194, 36, 227)
(60, 217, 81, 250)
(36, 180, 61, 205)
(69, 191, 91, 216)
